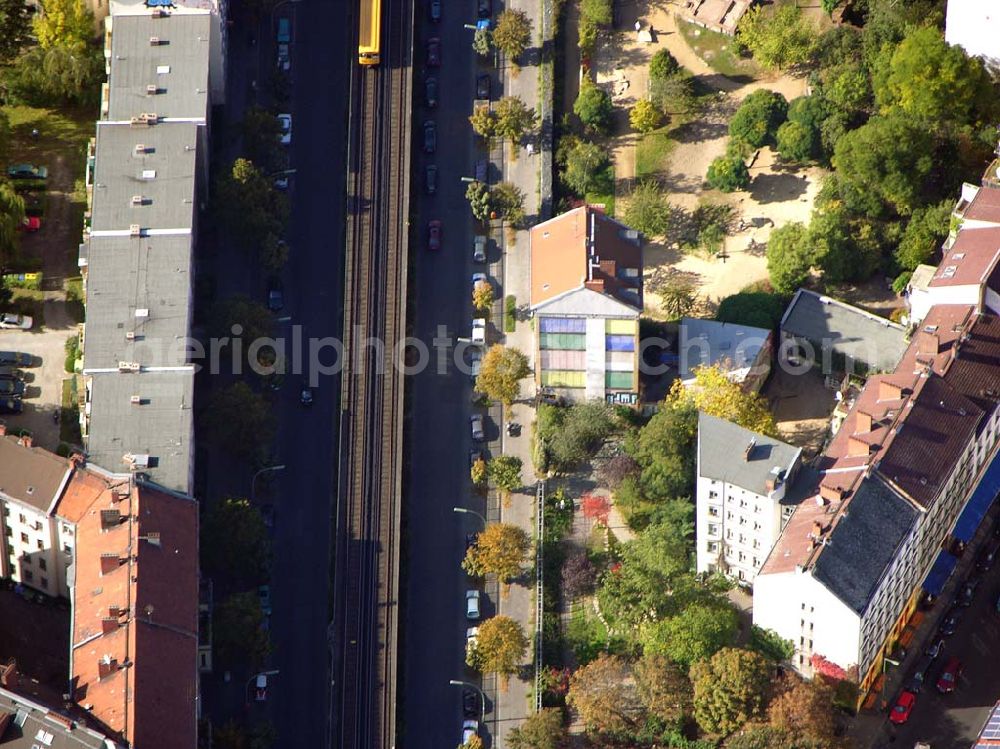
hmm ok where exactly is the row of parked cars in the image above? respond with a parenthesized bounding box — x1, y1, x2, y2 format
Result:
(0, 351, 37, 414)
(890, 532, 1000, 725)
(8, 164, 48, 232)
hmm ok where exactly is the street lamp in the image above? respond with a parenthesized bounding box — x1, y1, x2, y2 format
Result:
(266, 168, 298, 178)
(460, 176, 478, 184)
(251, 464, 286, 502)
(246, 669, 280, 704)
(449, 679, 486, 724)
(453, 507, 487, 527)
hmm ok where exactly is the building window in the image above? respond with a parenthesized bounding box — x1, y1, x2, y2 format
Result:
(38, 558, 46, 571)
(708, 506, 720, 517)
(709, 490, 718, 499)
(20, 532, 27, 543)
(707, 542, 719, 552)
(4, 527, 10, 537)
(753, 557, 759, 567)
(18, 514, 25, 525)
(708, 524, 719, 536)
(63, 543, 72, 554)
(23, 570, 32, 582)
(36, 540, 43, 550)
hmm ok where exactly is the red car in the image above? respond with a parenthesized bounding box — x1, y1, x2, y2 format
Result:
(936, 657, 962, 694)
(889, 690, 916, 725)
(427, 220, 441, 251)
(426, 37, 441, 67)
(18, 216, 40, 232)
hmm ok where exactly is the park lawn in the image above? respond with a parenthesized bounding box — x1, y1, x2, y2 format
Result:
(635, 126, 676, 179)
(585, 163, 615, 217)
(677, 20, 758, 79)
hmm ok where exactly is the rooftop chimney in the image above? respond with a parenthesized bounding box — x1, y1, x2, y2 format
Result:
(99, 553, 122, 576)
(744, 438, 757, 461)
(848, 436, 872, 457)
(919, 331, 939, 356)
(812, 521, 825, 538)
(18, 434, 32, 449)
(879, 381, 904, 401)
(819, 484, 844, 503)
(97, 656, 118, 679)
(855, 411, 873, 433)
(101, 618, 119, 635)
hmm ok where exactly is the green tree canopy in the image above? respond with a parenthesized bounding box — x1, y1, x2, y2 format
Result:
(491, 181, 526, 225)
(630, 98, 663, 134)
(736, 4, 818, 70)
(561, 139, 610, 196)
(831, 114, 934, 217)
(6, 42, 103, 107)
(641, 602, 739, 667)
(213, 591, 270, 668)
(766, 222, 812, 293)
(488, 455, 523, 495)
(492, 9, 532, 60)
(536, 401, 615, 471)
(634, 653, 692, 724)
(580, 0, 612, 26)
(201, 498, 271, 588)
(33, 0, 93, 49)
(649, 71, 696, 114)
(895, 199, 952, 271)
(0, 0, 32, 63)
(776, 120, 818, 163)
(707, 152, 750, 193)
(716, 291, 786, 330)
(690, 648, 773, 736)
(649, 48, 680, 81)
(729, 90, 788, 149)
(475, 344, 530, 406)
(242, 106, 285, 171)
(808, 207, 881, 283)
(0, 182, 24, 273)
(574, 78, 614, 134)
(495, 95, 538, 146)
(623, 181, 670, 237)
(209, 295, 275, 347)
(205, 382, 276, 461)
(466, 180, 492, 221)
(215, 158, 289, 250)
(506, 709, 566, 749)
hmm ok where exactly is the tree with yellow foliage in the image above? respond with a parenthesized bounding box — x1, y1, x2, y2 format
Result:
(665, 364, 777, 436)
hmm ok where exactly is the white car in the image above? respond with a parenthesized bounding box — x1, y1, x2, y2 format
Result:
(466, 626, 479, 653)
(470, 413, 484, 441)
(0, 313, 32, 330)
(471, 318, 486, 346)
(471, 272, 489, 292)
(462, 720, 479, 745)
(274, 175, 290, 191)
(465, 590, 480, 620)
(473, 235, 487, 263)
(277, 113, 292, 145)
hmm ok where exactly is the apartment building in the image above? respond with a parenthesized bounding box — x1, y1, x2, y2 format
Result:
(529, 206, 643, 404)
(695, 413, 812, 584)
(0, 677, 122, 749)
(80, 10, 214, 495)
(754, 300, 1000, 699)
(678, 318, 772, 392)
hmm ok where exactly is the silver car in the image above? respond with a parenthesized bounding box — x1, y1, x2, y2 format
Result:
(470, 413, 484, 441)
(473, 235, 487, 263)
(465, 590, 480, 620)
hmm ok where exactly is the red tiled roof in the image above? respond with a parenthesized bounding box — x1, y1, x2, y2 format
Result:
(64, 471, 198, 749)
(928, 228, 1000, 288)
(963, 185, 1000, 224)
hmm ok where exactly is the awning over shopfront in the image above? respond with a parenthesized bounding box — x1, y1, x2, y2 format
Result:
(953, 451, 1000, 543)
(922, 550, 959, 597)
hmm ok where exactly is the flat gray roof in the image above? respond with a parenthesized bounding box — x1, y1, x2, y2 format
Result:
(107, 13, 211, 121)
(780, 289, 908, 373)
(90, 120, 201, 232)
(0, 688, 111, 749)
(83, 234, 193, 370)
(86, 370, 194, 495)
(679, 317, 771, 381)
(698, 412, 801, 495)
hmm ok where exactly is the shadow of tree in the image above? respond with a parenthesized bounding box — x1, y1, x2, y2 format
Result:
(748, 172, 809, 204)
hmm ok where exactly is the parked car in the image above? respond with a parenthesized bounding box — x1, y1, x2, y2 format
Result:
(471, 272, 488, 292)
(889, 691, 916, 725)
(465, 590, 480, 620)
(469, 348, 482, 381)
(0, 313, 32, 330)
(18, 216, 40, 232)
(939, 607, 962, 636)
(276, 113, 292, 145)
(267, 279, 284, 312)
(960, 577, 980, 606)
(276, 16, 291, 43)
(423, 120, 437, 153)
(470, 413, 485, 441)
(0, 352, 33, 367)
(469, 448, 483, 469)
(425, 76, 438, 108)
(977, 544, 998, 572)
(277, 42, 290, 71)
(0, 380, 25, 398)
(425, 164, 438, 195)
(0, 366, 25, 381)
(462, 689, 479, 719)
(936, 657, 961, 694)
(476, 74, 491, 100)
(257, 585, 272, 617)
(0, 398, 21, 414)
(426, 37, 441, 67)
(274, 174, 290, 191)
(466, 626, 479, 653)
(465, 533, 477, 551)
(477, 0, 490, 18)
(473, 235, 487, 263)
(300, 385, 314, 406)
(924, 638, 944, 660)
(427, 220, 442, 251)
(462, 720, 479, 745)
(7, 164, 47, 180)
(474, 158, 488, 183)
(471, 318, 486, 346)
(428, 0, 441, 21)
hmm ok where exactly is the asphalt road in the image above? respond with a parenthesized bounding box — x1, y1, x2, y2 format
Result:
(198, 1, 349, 745)
(401, 7, 496, 749)
(880, 541, 1000, 748)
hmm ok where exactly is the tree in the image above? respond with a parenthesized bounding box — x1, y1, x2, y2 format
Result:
(634, 653, 692, 724)
(581, 493, 611, 526)
(0, 183, 24, 274)
(690, 648, 772, 736)
(216, 158, 289, 249)
(895, 199, 951, 270)
(580, 0, 612, 26)
(205, 382, 276, 460)
(649, 48, 680, 81)
(562, 140, 610, 196)
(492, 9, 532, 61)
(488, 455, 523, 495)
(259, 233, 289, 274)
(472, 280, 494, 312)
(567, 655, 645, 733)
(469, 105, 498, 140)
(5, 42, 103, 107)
(242, 106, 284, 171)
(492, 181, 526, 225)
(33, 0, 93, 49)
(648, 269, 698, 319)
(463, 522, 530, 583)
(597, 454, 639, 490)
(623, 181, 670, 237)
(466, 180, 492, 221)
(766, 222, 812, 294)
(831, 115, 933, 217)
(767, 678, 837, 745)
(736, 4, 818, 71)
(475, 344, 530, 406)
(201, 498, 271, 588)
(876, 25, 996, 127)
(630, 98, 662, 134)
(707, 152, 750, 193)
(536, 401, 615, 471)
(716, 291, 786, 330)
(729, 90, 788, 149)
(725, 725, 827, 749)
(467, 615, 528, 681)
(562, 550, 597, 599)
(808, 207, 881, 283)
(641, 602, 739, 667)
(214, 591, 270, 667)
(776, 121, 817, 163)
(471, 457, 487, 487)
(209, 295, 275, 348)
(668, 365, 777, 435)
(0, 0, 32, 63)
(473, 27, 492, 56)
(495, 96, 538, 147)
(649, 72, 696, 114)
(574, 78, 614, 134)
(506, 708, 566, 749)
(821, 0, 839, 15)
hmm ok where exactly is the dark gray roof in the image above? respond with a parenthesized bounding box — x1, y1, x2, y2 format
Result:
(83, 234, 193, 370)
(812, 475, 918, 615)
(90, 121, 201, 232)
(0, 688, 113, 748)
(107, 13, 211, 121)
(780, 289, 908, 372)
(697, 412, 801, 495)
(86, 370, 194, 494)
